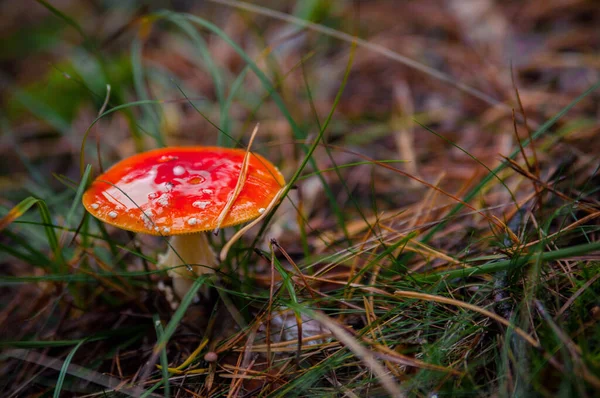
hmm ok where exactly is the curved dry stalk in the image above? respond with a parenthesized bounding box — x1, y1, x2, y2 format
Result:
(214, 123, 260, 235)
(219, 186, 286, 261)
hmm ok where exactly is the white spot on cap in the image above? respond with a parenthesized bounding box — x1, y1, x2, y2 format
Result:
(159, 155, 178, 162)
(108, 211, 118, 219)
(192, 200, 209, 209)
(141, 212, 153, 230)
(258, 208, 266, 214)
(173, 165, 185, 176)
(90, 203, 99, 210)
(162, 227, 170, 233)
(202, 188, 213, 195)
(156, 195, 169, 207)
(154, 226, 160, 232)
(148, 192, 158, 200)
(187, 217, 198, 226)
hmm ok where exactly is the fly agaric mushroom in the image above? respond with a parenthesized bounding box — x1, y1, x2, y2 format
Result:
(82, 146, 285, 301)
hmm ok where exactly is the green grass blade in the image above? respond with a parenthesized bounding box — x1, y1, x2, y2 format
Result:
(152, 315, 170, 398)
(142, 274, 210, 385)
(61, 165, 91, 242)
(53, 339, 86, 398)
(34, 0, 88, 42)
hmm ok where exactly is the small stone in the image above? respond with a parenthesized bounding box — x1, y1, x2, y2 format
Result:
(204, 352, 218, 362)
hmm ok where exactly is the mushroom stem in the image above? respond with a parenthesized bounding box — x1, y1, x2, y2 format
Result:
(158, 233, 217, 300)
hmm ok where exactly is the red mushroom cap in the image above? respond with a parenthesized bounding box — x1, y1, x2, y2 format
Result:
(82, 147, 285, 235)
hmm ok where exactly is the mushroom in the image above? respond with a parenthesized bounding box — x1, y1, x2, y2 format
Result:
(82, 146, 285, 302)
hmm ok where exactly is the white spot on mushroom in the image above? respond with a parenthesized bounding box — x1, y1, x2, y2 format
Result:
(154, 227, 160, 232)
(235, 201, 253, 210)
(156, 195, 169, 207)
(173, 165, 185, 176)
(148, 192, 158, 200)
(202, 188, 214, 195)
(162, 227, 170, 233)
(258, 208, 266, 214)
(159, 155, 178, 163)
(108, 211, 118, 219)
(187, 217, 198, 226)
(141, 212, 154, 230)
(90, 203, 99, 210)
(192, 200, 209, 209)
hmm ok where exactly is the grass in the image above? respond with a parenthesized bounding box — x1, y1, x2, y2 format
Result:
(2, 1, 600, 397)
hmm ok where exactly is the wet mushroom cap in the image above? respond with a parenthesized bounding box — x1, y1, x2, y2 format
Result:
(82, 147, 285, 235)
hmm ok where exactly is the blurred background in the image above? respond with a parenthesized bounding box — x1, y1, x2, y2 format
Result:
(2, 0, 598, 198)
